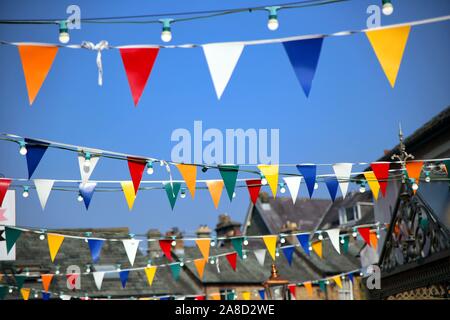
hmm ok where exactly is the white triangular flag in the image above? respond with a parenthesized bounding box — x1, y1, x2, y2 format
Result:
(332, 163, 353, 199)
(122, 239, 141, 266)
(326, 229, 341, 254)
(254, 249, 266, 266)
(283, 176, 302, 205)
(78, 155, 100, 183)
(60, 294, 72, 300)
(34, 179, 55, 210)
(93, 271, 105, 290)
(203, 43, 244, 99)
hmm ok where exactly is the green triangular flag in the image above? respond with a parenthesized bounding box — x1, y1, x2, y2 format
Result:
(0, 286, 8, 300)
(342, 235, 349, 254)
(218, 165, 239, 201)
(319, 280, 326, 292)
(15, 274, 26, 290)
(163, 182, 181, 210)
(231, 237, 243, 259)
(5, 227, 22, 254)
(169, 263, 181, 281)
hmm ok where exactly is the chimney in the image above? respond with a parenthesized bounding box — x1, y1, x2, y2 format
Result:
(215, 213, 242, 241)
(196, 225, 212, 238)
(147, 229, 161, 258)
(280, 221, 299, 245)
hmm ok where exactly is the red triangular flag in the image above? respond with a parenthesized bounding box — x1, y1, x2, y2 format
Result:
(288, 284, 296, 298)
(159, 240, 173, 262)
(127, 158, 146, 195)
(225, 252, 237, 271)
(0, 179, 12, 206)
(371, 162, 391, 197)
(245, 179, 261, 205)
(119, 48, 159, 106)
(358, 227, 371, 246)
(195, 295, 205, 300)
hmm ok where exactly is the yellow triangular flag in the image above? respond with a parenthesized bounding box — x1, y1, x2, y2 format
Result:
(21, 288, 31, 300)
(144, 266, 157, 286)
(366, 25, 411, 87)
(121, 181, 137, 210)
(205, 180, 224, 209)
(258, 164, 279, 198)
(311, 241, 322, 259)
(176, 164, 197, 198)
(303, 282, 313, 297)
(333, 276, 343, 289)
(195, 239, 211, 260)
(210, 293, 221, 300)
(47, 233, 64, 262)
(364, 171, 380, 201)
(242, 291, 251, 300)
(263, 235, 278, 261)
(194, 259, 207, 279)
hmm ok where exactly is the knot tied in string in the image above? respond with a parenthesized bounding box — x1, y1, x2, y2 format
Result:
(81, 40, 109, 86)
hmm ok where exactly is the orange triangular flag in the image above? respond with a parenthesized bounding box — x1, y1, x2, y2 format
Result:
(41, 274, 54, 292)
(47, 233, 64, 262)
(194, 259, 207, 279)
(370, 232, 378, 249)
(195, 239, 211, 260)
(303, 282, 313, 297)
(21, 288, 31, 300)
(205, 180, 224, 209)
(311, 241, 322, 259)
(406, 161, 423, 194)
(18, 45, 59, 105)
(176, 164, 197, 198)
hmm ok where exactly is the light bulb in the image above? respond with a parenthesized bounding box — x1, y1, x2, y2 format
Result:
(59, 21, 70, 44)
(86, 266, 91, 273)
(308, 246, 312, 251)
(34, 292, 39, 298)
(382, 0, 394, 16)
(243, 239, 249, 246)
(314, 182, 319, 190)
(39, 234, 45, 241)
(280, 184, 286, 194)
(266, 6, 280, 31)
(210, 240, 216, 247)
(232, 192, 236, 198)
(318, 233, 324, 241)
(412, 183, 419, 191)
(180, 262, 184, 267)
(280, 237, 286, 244)
(8, 288, 13, 293)
(275, 251, 280, 257)
(55, 269, 60, 275)
(243, 254, 247, 260)
(425, 175, 431, 183)
(83, 152, 91, 171)
(19, 141, 27, 155)
(352, 232, 357, 238)
(161, 30, 172, 42)
(340, 238, 345, 244)
(171, 240, 177, 247)
(210, 259, 215, 265)
(180, 189, 186, 199)
(77, 194, 84, 202)
(146, 161, 154, 175)
(261, 176, 268, 186)
(22, 186, 30, 198)
(359, 185, 366, 193)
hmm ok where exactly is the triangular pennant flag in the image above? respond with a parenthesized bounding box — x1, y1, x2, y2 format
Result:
(60, 294, 72, 300)
(311, 241, 323, 259)
(15, 274, 26, 289)
(202, 43, 244, 99)
(47, 233, 64, 262)
(364, 171, 380, 200)
(127, 158, 146, 195)
(263, 235, 278, 261)
(406, 161, 424, 188)
(6, 226, 22, 254)
(194, 259, 207, 279)
(0, 208, 7, 222)
(371, 162, 391, 197)
(25, 139, 49, 179)
(0, 179, 12, 206)
(358, 227, 371, 246)
(366, 26, 411, 87)
(332, 163, 353, 199)
(342, 235, 349, 254)
(144, 266, 157, 286)
(303, 282, 313, 297)
(258, 289, 265, 300)
(205, 180, 224, 209)
(121, 181, 137, 210)
(370, 232, 378, 249)
(297, 234, 310, 256)
(231, 237, 244, 259)
(296, 165, 316, 198)
(288, 284, 296, 299)
(34, 179, 54, 210)
(122, 239, 141, 266)
(42, 292, 51, 300)
(211, 293, 221, 300)
(254, 249, 266, 266)
(326, 229, 341, 254)
(245, 179, 262, 205)
(119, 270, 129, 288)
(282, 246, 295, 266)
(324, 176, 339, 202)
(163, 182, 181, 210)
(348, 273, 354, 283)
(20, 288, 31, 300)
(0, 286, 8, 300)
(119, 48, 159, 106)
(242, 291, 251, 300)
(195, 295, 206, 301)
(283, 176, 302, 204)
(77, 155, 100, 183)
(195, 239, 211, 260)
(218, 165, 239, 201)
(225, 252, 237, 271)
(257, 164, 279, 198)
(93, 271, 105, 290)
(319, 280, 326, 292)
(175, 164, 197, 198)
(87, 239, 104, 263)
(283, 38, 323, 97)
(333, 276, 343, 289)
(79, 182, 97, 210)
(18, 45, 58, 105)
(159, 240, 173, 261)
(169, 263, 181, 281)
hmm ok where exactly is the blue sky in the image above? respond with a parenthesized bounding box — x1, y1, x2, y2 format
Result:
(0, 0, 449, 236)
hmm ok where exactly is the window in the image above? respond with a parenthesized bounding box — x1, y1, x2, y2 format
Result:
(220, 289, 236, 300)
(339, 202, 374, 225)
(338, 279, 354, 300)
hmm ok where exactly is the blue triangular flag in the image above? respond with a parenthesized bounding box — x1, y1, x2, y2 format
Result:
(169, 263, 181, 281)
(163, 182, 181, 210)
(283, 38, 323, 97)
(348, 273, 354, 283)
(160, 296, 170, 300)
(79, 182, 97, 210)
(42, 292, 51, 300)
(87, 239, 104, 263)
(297, 234, 310, 256)
(119, 270, 129, 288)
(324, 176, 339, 201)
(282, 246, 295, 266)
(296, 165, 316, 198)
(25, 138, 49, 179)
(258, 289, 265, 300)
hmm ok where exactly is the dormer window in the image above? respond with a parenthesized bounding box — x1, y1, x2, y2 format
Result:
(339, 202, 373, 225)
